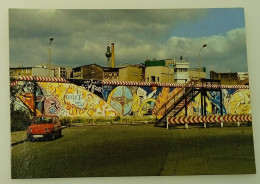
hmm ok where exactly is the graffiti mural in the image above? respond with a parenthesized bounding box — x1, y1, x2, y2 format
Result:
(11, 80, 251, 118)
(37, 82, 118, 117)
(186, 93, 212, 116)
(15, 81, 44, 115)
(107, 86, 133, 115)
(223, 89, 251, 114)
(44, 96, 61, 115)
(102, 85, 113, 101)
(68, 79, 103, 98)
(104, 85, 161, 116)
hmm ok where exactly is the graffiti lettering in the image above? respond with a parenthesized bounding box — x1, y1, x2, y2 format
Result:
(65, 94, 82, 101)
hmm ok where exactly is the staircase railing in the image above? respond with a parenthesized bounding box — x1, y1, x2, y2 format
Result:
(155, 79, 201, 123)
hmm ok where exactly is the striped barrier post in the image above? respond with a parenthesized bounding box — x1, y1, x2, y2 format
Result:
(185, 123, 189, 129)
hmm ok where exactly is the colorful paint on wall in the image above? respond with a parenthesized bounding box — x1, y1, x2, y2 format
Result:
(223, 89, 251, 114)
(107, 86, 133, 115)
(44, 96, 61, 115)
(11, 80, 251, 118)
(37, 82, 118, 117)
(68, 79, 103, 98)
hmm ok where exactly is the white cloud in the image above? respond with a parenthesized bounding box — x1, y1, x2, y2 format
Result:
(9, 9, 247, 74)
(161, 28, 247, 73)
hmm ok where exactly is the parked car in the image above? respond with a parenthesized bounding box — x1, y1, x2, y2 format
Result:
(27, 115, 62, 141)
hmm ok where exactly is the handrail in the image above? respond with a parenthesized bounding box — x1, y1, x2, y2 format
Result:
(154, 79, 200, 116)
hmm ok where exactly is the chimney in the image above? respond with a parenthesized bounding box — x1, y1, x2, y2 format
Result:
(111, 43, 115, 68)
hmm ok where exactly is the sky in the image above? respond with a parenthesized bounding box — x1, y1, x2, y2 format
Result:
(9, 8, 247, 74)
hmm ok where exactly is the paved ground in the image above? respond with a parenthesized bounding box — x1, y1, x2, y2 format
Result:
(11, 125, 256, 178)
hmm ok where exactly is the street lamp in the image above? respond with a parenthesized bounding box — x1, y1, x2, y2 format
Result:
(48, 37, 54, 77)
(198, 44, 207, 79)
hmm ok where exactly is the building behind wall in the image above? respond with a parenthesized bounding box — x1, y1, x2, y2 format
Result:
(118, 64, 145, 82)
(103, 67, 120, 81)
(237, 72, 249, 82)
(59, 67, 72, 79)
(10, 67, 55, 78)
(35, 65, 72, 79)
(189, 67, 207, 81)
(173, 61, 190, 83)
(70, 64, 121, 81)
(210, 71, 248, 85)
(71, 64, 104, 80)
(145, 59, 174, 83)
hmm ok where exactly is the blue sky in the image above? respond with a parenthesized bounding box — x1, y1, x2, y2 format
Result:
(9, 8, 248, 74)
(170, 8, 245, 38)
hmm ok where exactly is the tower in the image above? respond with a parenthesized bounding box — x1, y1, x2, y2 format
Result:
(105, 24, 112, 67)
(111, 42, 115, 68)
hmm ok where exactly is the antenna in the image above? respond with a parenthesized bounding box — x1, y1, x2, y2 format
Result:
(107, 24, 110, 46)
(105, 24, 112, 67)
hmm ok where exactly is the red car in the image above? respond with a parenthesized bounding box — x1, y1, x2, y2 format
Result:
(27, 115, 62, 141)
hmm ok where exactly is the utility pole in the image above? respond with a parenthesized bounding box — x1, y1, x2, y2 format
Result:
(198, 44, 207, 79)
(48, 37, 54, 77)
(33, 76, 37, 116)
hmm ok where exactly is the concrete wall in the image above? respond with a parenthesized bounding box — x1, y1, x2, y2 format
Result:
(13, 80, 251, 118)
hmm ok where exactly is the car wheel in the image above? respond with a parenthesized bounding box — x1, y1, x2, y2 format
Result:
(58, 130, 62, 138)
(27, 135, 33, 142)
(50, 133, 56, 141)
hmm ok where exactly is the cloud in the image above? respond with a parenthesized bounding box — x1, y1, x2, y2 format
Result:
(9, 9, 247, 74)
(163, 28, 247, 72)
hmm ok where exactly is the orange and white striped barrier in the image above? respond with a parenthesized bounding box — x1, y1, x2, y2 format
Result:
(17, 76, 68, 83)
(10, 76, 68, 86)
(102, 80, 249, 89)
(167, 114, 252, 124)
(167, 114, 252, 129)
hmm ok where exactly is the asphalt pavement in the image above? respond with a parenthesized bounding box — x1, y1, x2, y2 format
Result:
(11, 125, 256, 178)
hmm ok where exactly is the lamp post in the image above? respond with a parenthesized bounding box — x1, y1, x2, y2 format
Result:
(198, 44, 207, 79)
(48, 37, 54, 77)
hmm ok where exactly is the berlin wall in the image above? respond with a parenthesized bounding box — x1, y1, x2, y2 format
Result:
(11, 78, 251, 119)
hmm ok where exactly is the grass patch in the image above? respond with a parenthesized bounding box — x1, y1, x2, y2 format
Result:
(60, 115, 156, 126)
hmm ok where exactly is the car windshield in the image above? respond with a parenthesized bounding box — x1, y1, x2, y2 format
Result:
(33, 117, 53, 124)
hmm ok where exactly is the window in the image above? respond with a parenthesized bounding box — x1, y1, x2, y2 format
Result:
(34, 117, 53, 124)
(157, 77, 160, 82)
(151, 76, 155, 82)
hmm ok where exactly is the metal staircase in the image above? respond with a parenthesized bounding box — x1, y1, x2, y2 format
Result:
(155, 79, 201, 123)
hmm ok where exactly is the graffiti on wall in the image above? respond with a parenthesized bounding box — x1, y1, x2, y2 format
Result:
(222, 89, 251, 114)
(37, 82, 118, 117)
(44, 96, 61, 115)
(104, 85, 159, 116)
(11, 80, 251, 118)
(68, 79, 103, 98)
